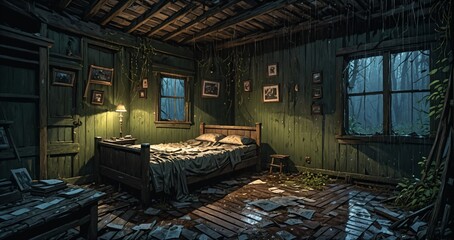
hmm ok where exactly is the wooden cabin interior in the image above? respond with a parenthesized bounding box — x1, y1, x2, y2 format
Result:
(0, 0, 453, 239)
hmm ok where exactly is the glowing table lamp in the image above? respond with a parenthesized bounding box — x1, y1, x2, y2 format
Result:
(115, 104, 127, 138)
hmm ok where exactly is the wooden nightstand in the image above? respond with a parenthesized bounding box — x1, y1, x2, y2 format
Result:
(104, 138, 137, 145)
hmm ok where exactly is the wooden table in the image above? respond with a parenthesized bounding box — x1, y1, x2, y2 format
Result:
(0, 187, 105, 240)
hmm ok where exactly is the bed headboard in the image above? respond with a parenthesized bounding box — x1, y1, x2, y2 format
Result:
(199, 122, 262, 146)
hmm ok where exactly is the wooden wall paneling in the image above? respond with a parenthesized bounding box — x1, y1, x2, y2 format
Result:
(40, 47, 48, 180)
(48, 28, 81, 58)
(231, 27, 435, 180)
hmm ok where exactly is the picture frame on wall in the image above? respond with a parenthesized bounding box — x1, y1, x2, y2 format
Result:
(243, 80, 252, 92)
(139, 89, 147, 99)
(311, 102, 323, 115)
(312, 71, 322, 84)
(142, 78, 148, 89)
(11, 168, 32, 191)
(312, 86, 323, 99)
(91, 90, 104, 105)
(267, 63, 278, 77)
(202, 80, 220, 98)
(0, 127, 9, 150)
(263, 84, 280, 102)
(88, 65, 114, 86)
(52, 68, 76, 87)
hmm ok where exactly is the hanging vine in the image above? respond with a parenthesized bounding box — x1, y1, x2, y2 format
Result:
(118, 38, 156, 99)
(394, 0, 452, 210)
(427, 0, 453, 120)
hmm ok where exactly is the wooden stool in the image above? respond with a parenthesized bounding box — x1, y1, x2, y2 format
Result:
(269, 154, 289, 174)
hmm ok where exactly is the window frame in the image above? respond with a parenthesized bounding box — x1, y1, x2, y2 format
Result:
(154, 72, 192, 128)
(339, 47, 433, 143)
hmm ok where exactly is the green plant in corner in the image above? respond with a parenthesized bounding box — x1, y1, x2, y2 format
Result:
(297, 172, 329, 190)
(394, 157, 442, 210)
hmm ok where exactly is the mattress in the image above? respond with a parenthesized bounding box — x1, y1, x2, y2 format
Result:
(131, 140, 257, 200)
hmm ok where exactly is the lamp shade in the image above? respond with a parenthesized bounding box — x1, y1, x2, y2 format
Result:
(115, 104, 127, 112)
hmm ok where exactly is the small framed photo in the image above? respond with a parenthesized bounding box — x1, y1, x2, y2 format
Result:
(312, 86, 323, 99)
(263, 84, 280, 102)
(243, 80, 252, 92)
(91, 90, 104, 105)
(0, 126, 9, 149)
(11, 168, 32, 191)
(202, 80, 220, 98)
(52, 68, 76, 87)
(139, 89, 147, 98)
(311, 102, 323, 115)
(142, 78, 148, 89)
(312, 71, 322, 84)
(88, 65, 114, 86)
(267, 63, 278, 77)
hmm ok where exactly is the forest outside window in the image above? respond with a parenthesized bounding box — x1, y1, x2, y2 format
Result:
(156, 73, 191, 127)
(345, 50, 431, 137)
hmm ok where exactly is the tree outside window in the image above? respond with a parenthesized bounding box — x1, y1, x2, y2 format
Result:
(158, 74, 189, 123)
(345, 50, 430, 136)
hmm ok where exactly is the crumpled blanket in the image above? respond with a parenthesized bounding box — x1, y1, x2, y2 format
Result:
(140, 140, 249, 201)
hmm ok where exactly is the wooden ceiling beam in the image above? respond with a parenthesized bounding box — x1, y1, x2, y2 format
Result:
(83, 0, 109, 20)
(147, 3, 197, 37)
(100, 0, 135, 26)
(184, 0, 299, 43)
(161, 0, 242, 41)
(58, 0, 72, 10)
(217, 0, 434, 49)
(217, 16, 342, 49)
(124, 0, 171, 33)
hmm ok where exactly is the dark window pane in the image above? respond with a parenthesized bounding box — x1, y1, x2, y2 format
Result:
(159, 75, 187, 122)
(161, 77, 174, 96)
(347, 56, 383, 94)
(391, 92, 430, 135)
(160, 97, 185, 121)
(175, 79, 185, 97)
(348, 95, 383, 135)
(391, 50, 430, 91)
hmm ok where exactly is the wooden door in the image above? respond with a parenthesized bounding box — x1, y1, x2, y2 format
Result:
(46, 61, 82, 181)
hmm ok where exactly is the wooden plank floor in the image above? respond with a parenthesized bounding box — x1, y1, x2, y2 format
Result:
(48, 172, 414, 240)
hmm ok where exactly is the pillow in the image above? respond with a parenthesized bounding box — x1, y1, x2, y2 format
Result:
(219, 135, 255, 145)
(195, 133, 226, 142)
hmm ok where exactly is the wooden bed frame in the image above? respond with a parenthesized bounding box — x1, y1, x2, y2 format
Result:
(94, 122, 261, 205)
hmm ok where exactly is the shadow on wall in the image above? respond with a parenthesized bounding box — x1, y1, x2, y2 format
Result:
(343, 142, 431, 178)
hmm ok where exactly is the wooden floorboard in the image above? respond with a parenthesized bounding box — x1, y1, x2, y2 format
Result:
(36, 172, 420, 239)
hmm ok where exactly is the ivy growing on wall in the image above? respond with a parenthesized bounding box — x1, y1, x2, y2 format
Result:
(118, 38, 156, 99)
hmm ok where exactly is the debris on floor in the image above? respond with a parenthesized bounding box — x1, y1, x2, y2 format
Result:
(46, 171, 433, 239)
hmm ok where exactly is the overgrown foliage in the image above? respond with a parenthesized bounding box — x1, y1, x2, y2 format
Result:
(428, 58, 450, 119)
(394, 158, 442, 210)
(427, 0, 453, 120)
(298, 172, 329, 190)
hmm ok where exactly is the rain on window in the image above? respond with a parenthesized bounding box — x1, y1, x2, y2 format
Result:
(158, 74, 188, 122)
(345, 50, 430, 136)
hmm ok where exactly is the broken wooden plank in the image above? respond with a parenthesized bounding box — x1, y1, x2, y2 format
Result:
(195, 223, 223, 240)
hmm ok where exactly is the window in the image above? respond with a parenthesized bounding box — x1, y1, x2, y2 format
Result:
(156, 73, 191, 126)
(345, 50, 430, 136)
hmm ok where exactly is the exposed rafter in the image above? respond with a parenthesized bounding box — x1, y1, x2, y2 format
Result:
(100, 0, 135, 26)
(162, 0, 242, 41)
(30, 0, 438, 47)
(83, 0, 109, 21)
(124, 0, 171, 33)
(183, 0, 299, 43)
(217, 16, 342, 49)
(58, 0, 72, 10)
(147, 3, 197, 37)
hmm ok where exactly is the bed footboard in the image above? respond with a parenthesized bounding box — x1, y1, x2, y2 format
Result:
(94, 137, 151, 205)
